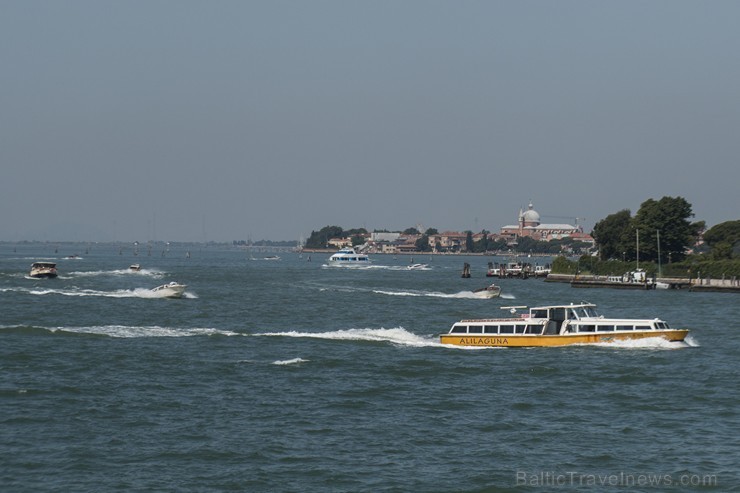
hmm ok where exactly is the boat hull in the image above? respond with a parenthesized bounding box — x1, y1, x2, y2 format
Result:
(29, 272, 58, 279)
(440, 329, 689, 347)
(151, 284, 187, 298)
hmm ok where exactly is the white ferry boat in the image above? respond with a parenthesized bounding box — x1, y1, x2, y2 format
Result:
(440, 302, 689, 347)
(29, 262, 58, 278)
(327, 247, 371, 267)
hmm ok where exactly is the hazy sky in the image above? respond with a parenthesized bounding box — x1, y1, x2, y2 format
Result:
(2, 1, 738, 242)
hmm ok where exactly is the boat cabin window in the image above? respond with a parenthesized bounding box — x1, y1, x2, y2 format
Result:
(656, 322, 670, 330)
(596, 325, 615, 332)
(635, 325, 652, 331)
(514, 325, 526, 334)
(551, 308, 567, 322)
(499, 325, 515, 334)
(525, 325, 542, 335)
(484, 325, 498, 334)
(616, 325, 633, 331)
(451, 325, 466, 334)
(578, 325, 596, 333)
(468, 325, 483, 334)
(531, 309, 548, 319)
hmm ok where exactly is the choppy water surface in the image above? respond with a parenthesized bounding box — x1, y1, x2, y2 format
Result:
(1, 243, 738, 492)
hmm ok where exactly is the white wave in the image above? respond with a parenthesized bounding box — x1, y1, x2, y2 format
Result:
(272, 357, 309, 365)
(68, 268, 164, 278)
(24, 286, 196, 299)
(372, 289, 514, 300)
(257, 327, 441, 347)
(587, 336, 693, 350)
(50, 325, 239, 338)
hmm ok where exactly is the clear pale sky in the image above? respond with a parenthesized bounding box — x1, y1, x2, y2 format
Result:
(2, 1, 738, 242)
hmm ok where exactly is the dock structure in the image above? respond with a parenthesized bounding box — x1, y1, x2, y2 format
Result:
(461, 262, 471, 278)
(545, 273, 739, 291)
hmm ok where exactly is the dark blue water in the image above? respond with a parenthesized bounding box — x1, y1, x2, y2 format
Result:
(1, 243, 737, 492)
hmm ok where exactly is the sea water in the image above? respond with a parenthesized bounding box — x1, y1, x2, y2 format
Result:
(1, 243, 737, 492)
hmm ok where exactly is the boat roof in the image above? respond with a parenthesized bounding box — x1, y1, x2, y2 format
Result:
(31, 262, 57, 267)
(529, 302, 596, 310)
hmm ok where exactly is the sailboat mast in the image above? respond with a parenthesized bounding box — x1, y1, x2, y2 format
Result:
(636, 229, 639, 269)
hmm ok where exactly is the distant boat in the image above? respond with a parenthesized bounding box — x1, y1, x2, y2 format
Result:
(129, 264, 141, 271)
(151, 282, 187, 298)
(472, 283, 502, 299)
(29, 262, 58, 278)
(327, 247, 371, 267)
(263, 255, 281, 261)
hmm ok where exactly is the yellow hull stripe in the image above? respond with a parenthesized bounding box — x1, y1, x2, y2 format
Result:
(439, 330, 689, 347)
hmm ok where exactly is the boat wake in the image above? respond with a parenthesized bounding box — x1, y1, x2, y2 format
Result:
(372, 289, 515, 300)
(257, 327, 442, 347)
(0, 324, 238, 338)
(586, 336, 698, 350)
(19, 287, 196, 299)
(68, 268, 165, 278)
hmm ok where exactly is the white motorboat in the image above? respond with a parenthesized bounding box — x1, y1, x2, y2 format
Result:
(472, 283, 502, 298)
(151, 281, 187, 298)
(29, 262, 58, 278)
(327, 247, 371, 267)
(129, 264, 141, 271)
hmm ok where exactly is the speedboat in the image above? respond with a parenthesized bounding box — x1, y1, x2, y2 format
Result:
(29, 262, 58, 278)
(440, 302, 689, 347)
(472, 283, 502, 298)
(129, 264, 141, 271)
(327, 247, 371, 267)
(151, 281, 187, 298)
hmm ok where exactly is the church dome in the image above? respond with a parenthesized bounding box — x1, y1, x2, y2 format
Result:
(522, 203, 540, 224)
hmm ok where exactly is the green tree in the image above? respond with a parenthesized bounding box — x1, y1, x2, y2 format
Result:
(403, 227, 420, 235)
(465, 231, 474, 252)
(703, 220, 740, 259)
(633, 196, 703, 263)
(305, 225, 344, 249)
(592, 209, 632, 260)
(415, 234, 432, 252)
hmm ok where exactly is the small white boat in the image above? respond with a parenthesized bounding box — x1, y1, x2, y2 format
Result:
(129, 264, 141, 271)
(151, 281, 187, 298)
(29, 262, 58, 278)
(327, 247, 371, 267)
(406, 263, 429, 270)
(472, 283, 502, 298)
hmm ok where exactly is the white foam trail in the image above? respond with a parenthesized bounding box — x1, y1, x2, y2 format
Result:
(69, 268, 164, 277)
(23, 286, 195, 299)
(50, 325, 239, 338)
(587, 336, 693, 350)
(373, 289, 514, 300)
(272, 357, 309, 365)
(258, 327, 442, 348)
(683, 334, 700, 347)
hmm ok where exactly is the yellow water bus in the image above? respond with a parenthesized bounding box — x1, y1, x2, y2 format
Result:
(440, 302, 689, 347)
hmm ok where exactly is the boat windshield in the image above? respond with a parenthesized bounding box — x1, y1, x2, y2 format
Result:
(573, 306, 599, 318)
